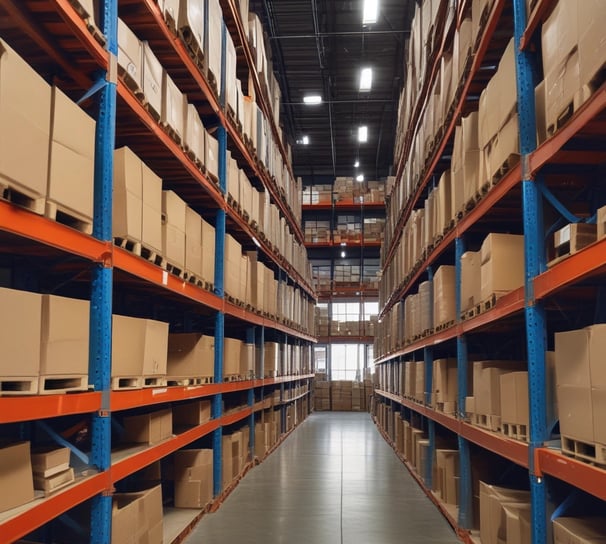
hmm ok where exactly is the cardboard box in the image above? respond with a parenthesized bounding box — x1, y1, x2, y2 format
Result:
(554, 223, 597, 258)
(183, 104, 205, 164)
(161, 71, 185, 142)
(553, 517, 606, 544)
(112, 485, 163, 544)
(48, 86, 95, 221)
(141, 42, 162, 119)
(578, 0, 606, 90)
(205, 130, 219, 180)
(33, 467, 75, 494)
(167, 333, 214, 379)
(433, 265, 456, 328)
(117, 19, 142, 89)
(174, 0, 204, 58)
(31, 447, 70, 478)
(205, 0, 222, 85)
(123, 408, 173, 445)
(173, 399, 212, 428)
(201, 217, 215, 285)
(221, 434, 233, 489)
(223, 337, 242, 376)
(112, 315, 169, 378)
(479, 482, 530, 544)
(185, 207, 203, 277)
(554, 325, 606, 389)
(40, 294, 89, 376)
(433, 358, 458, 406)
(162, 190, 187, 266)
(142, 161, 163, 254)
(499, 371, 529, 426)
(0, 441, 35, 513)
(473, 360, 525, 417)
(480, 233, 524, 300)
(461, 251, 481, 311)
(174, 448, 213, 508)
(0, 39, 51, 199)
(436, 449, 459, 505)
(0, 288, 42, 378)
(114, 147, 143, 241)
(558, 384, 594, 443)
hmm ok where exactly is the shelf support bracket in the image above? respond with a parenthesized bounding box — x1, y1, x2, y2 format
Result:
(36, 421, 90, 465)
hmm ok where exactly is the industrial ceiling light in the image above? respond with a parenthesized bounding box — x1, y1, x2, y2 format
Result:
(354, 160, 360, 168)
(303, 95, 322, 105)
(356, 174, 364, 182)
(358, 126, 368, 143)
(302, 136, 309, 145)
(359, 68, 373, 92)
(341, 251, 346, 258)
(363, 0, 378, 24)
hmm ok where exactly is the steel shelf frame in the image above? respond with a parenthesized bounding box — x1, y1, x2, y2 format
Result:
(302, 201, 386, 212)
(383, 0, 506, 273)
(0, 1, 316, 542)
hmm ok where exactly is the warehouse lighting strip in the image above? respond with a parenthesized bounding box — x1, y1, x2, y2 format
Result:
(359, 67, 373, 92)
(303, 94, 322, 104)
(358, 126, 368, 142)
(363, 0, 378, 24)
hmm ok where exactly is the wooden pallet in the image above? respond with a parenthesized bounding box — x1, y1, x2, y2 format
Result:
(179, 28, 205, 74)
(162, 259, 185, 279)
(67, 0, 105, 45)
(111, 376, 143, 390)
(141, 376, 167, 388)
(0, 183, 45, 215)
(183, 270, 204, 288)
(501, 422, 528, 442)
(160, 121, 182, 146)
(118, 66, 145, 100)
(166, 376, 214, 387)
(562, 436, 606, 466)
(38, 375, 88, 395)
(435, 320, 455, 333)
(223, 374, 244, 382)
(45, 200, 92, 234)
(472, 413, 501, 432)
(0, 376, 39, 396)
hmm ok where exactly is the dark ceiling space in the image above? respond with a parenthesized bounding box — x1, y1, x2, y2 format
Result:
(249, 0, 416, 181)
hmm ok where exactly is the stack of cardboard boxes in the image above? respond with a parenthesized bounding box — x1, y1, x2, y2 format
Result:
(31, 447, 74, 496)
(330, 381, 353, 411)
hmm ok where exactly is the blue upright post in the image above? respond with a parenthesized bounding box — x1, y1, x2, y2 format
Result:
(513, 1, 547, 542)
(212, 21, 229, 499)
(455, 237, 472, 529)
(89, 1, 117, 542)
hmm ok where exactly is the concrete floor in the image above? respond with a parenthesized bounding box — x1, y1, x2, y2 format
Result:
(185, 412, 459, 544)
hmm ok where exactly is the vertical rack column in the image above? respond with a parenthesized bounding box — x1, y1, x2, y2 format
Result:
(513, 1, 547, 542)
(455, 236, 472, 530)
(89, 1, 117, 542)
(212, 18, 229, 499)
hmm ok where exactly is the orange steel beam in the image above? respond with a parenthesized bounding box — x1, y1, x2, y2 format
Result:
(0, 472, 107, 543)
(279, 391, 310, 405)
(0, 392, 101, 423)
(111, 419, 222, 482)
(302, 201, 385, 212)
(534, 238, 606, 300)
(536, 448, 606, 501)
(0, 202, 109, 262)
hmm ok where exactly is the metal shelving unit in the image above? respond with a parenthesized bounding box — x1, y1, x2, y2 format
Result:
(375, 0, 606, 542)
(0, 0, 316, 541)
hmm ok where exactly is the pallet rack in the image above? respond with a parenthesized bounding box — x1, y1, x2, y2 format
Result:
(0, 1, 316, 542)
(303, 188, 384, 377)
(374, 0, 606, 542)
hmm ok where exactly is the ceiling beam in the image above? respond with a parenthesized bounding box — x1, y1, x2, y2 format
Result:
(270, 30, 410, 39)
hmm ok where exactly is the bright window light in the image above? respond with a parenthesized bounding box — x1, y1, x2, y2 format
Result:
(359, 68, 373, 92)
(302, 135, 309, 145)
(354, 160, 360, 168)
(303, 95, 322, 105)
(356, 174, 364, 182)
(363, 0, 378, 24)
(358, 126, 368, 143)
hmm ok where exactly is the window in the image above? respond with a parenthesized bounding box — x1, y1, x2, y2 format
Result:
(330, 343, 366, 381)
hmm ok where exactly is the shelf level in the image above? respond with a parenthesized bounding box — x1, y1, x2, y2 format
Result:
(0, 392, 102, 423)
(520, 0, 556, 51)
(279, 390, 310, 405)
(302, 201, 386, 212)
(304, 240, 382, 249)
(317, 336, 375, 344)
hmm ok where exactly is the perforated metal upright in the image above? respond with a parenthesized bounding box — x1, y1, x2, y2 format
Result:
(88, 1, 117, 542)
(212, 19, 229, 499)
(513, 1, 548, 542)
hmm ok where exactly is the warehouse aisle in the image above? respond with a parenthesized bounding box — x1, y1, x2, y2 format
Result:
(186, 412, 458, 544)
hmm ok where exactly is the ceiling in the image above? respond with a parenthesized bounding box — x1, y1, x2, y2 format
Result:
(249, 0, 415, 181)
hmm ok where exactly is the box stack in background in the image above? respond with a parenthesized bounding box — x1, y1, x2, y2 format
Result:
(331, 381, 353, 411)
(314, 375, 331, 411)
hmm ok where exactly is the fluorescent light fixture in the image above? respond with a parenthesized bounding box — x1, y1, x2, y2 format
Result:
(302, 135, 309, 145)
(356, 174, 364, 182)
(303, 95, 322, 105)
(340, 251, 346, 258)
(363, 0, 378, 24)
(340, 242, 347, 247)
(252, 237, 261, 248)
(354, 160, 360, 168)
(358, 126, 368, 143)
(359, 68, 373, 91)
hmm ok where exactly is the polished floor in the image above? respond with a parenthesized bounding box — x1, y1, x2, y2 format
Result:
(185, 412, 458, 544)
